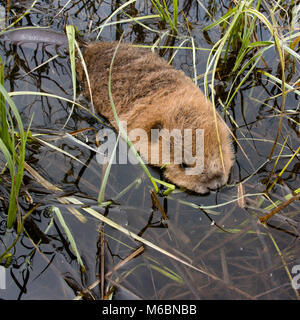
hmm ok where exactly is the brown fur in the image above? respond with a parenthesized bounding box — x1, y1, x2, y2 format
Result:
(77, 42, 234, 194)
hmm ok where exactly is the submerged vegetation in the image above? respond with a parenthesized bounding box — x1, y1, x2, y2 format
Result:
(0, 0, 299, 299)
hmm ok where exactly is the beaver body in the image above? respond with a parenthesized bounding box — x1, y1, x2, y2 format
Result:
(77, 42, 234, 194)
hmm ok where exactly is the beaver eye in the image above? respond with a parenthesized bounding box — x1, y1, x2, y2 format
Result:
(180, 162, 189, 169)
(151, 122, 163, 130)
(150, 122, 163, 142)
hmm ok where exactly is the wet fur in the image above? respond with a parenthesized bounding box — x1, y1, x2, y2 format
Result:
(77, 42, 234, 194)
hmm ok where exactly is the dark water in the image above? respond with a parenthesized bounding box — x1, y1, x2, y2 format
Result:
(0, 0, 299, 300)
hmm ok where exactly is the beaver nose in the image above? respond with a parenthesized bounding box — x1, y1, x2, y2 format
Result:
(213, 181, 221, 189)
(207, 173, 226, 190)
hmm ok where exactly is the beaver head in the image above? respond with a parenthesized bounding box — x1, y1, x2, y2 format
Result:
(122, 88, 234, 194)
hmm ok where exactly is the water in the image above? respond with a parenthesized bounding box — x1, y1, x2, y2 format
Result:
(0, 0, 299, 300)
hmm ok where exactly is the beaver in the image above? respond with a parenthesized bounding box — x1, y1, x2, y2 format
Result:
(2, 28, 234, 193)
(77, 42, 234, 194)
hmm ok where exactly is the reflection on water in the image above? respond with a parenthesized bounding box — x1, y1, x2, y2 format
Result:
(0, 0, 299, 300)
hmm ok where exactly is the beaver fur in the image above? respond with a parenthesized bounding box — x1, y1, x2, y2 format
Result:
(77, 42, 234, 194)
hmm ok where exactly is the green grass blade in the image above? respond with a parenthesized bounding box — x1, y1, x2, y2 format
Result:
(94, 0, 137, 38)
(0, 83, 27, 228)
(225, 45, 272, 106)
(258, 70, 300, 97)
(63, 25, 76, 128)
(150, 0, 166, 22)
(161, 0, 175, 31)
(173, 0, 178, 30)
(98, 133, 120, 204)
(35, 136, 85, 166)
(8, 91, 104, 123)
(202, 6, 238, 31)
(0, 138, 14, 177)
(0, 58, 12, 153)
(51, 206, 85, 271)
